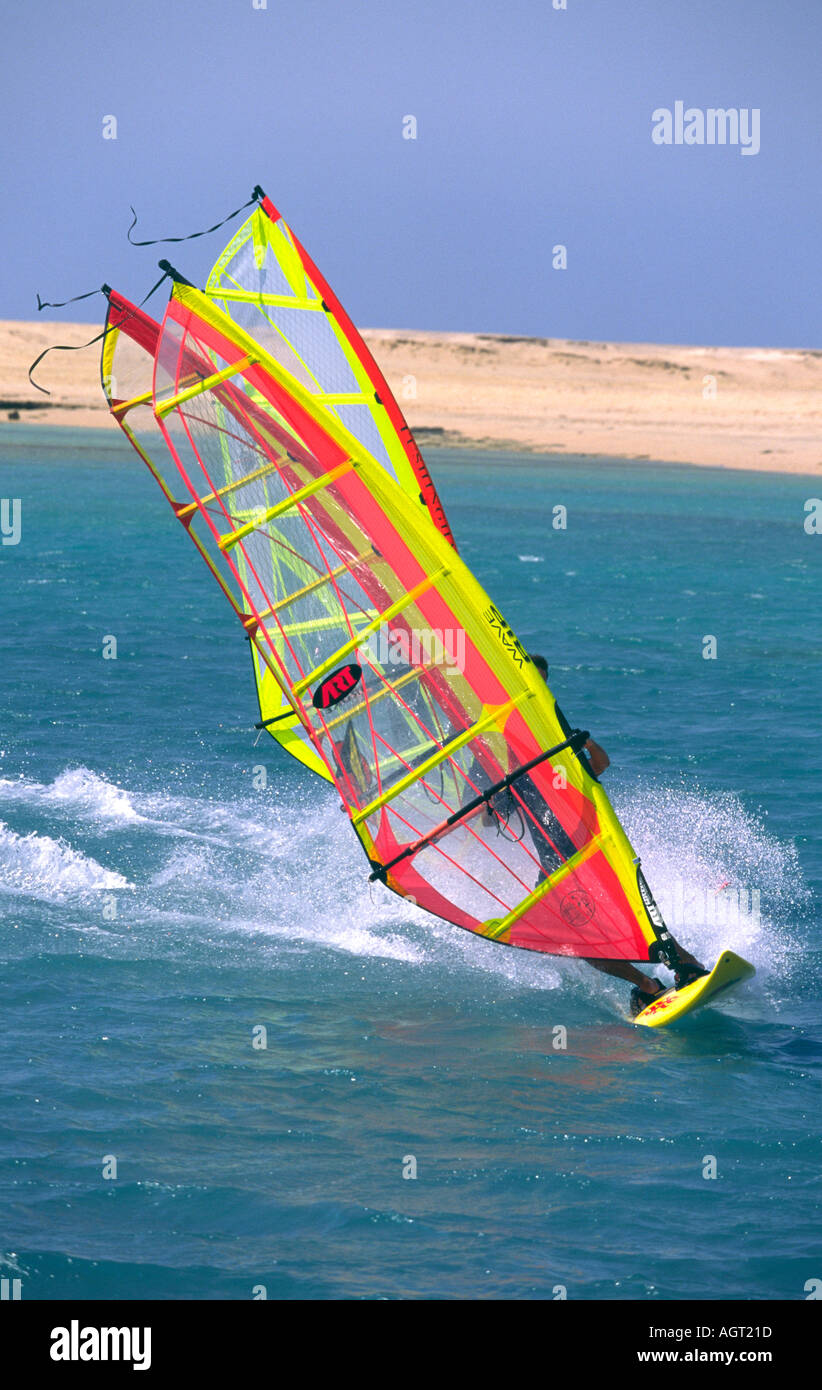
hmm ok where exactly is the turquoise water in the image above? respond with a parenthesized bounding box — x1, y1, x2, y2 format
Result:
(1, 426, 820, 1300)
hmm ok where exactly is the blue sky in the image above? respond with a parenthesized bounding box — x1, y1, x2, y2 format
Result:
(3, 0, 820, 345)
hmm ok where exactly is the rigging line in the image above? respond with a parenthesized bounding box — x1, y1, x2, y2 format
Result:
(213, 436, 349, 542)
(367, 731, 467, 825)
(311, 620, 466, 804)
(263, 551, 374, 618)
(187, 361, 293, 442)
(416, 683, 451, 806)
(376, 787, 543, 897)
(272, 527, 454, 808)
(254, 517, 341, 576)
(494, 795, 526, 845)
(161, 344, 298, 568)
(28, 271, 169, 395)
(399, 744, 577, 883)
(308, 702, 373, 812)
(217, 460, 358, 548)
(322, 570, 441, 804)
(299, 500, 386, 604)
(302, 544, 389, 789)
(369, 729, 590, 882)
(504, 779, 575, 863)
(506, 789, 570, 861)
(200, 416, 322, 533)
(361, 725, 502, 865)
(317, 661, 444, 735)
(229, 520, 374, 652)
(368, 713, 528, 847)
(475, 767, 572, 870)
(159, 303, 299, 462)
(127, 188, 262, 247)
(36, 286, 102, 311)
(353, 692, 530, 826)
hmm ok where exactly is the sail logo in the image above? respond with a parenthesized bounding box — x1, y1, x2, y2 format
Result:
(484, 604, 529, 668)
(560, 888, 595, 927)
(312, 663, 362, 710)
(651, 103, 760, 156)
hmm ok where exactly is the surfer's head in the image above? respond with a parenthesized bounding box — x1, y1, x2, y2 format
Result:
(530, 653, 548, 681)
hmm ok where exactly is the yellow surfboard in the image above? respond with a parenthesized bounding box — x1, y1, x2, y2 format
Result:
(634, 949, 756, 1028)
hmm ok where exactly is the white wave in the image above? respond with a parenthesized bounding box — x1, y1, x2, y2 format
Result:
(262, 909, 428, 964)
(142, 803, 427, 964)
(148, 846, 216, 888)
(0, 821, 131, 899)
(2, 762, 804, 1003)
(0, 767, 289, 854)
(616, 782, 805, 981)
(0, 767, 140, 823)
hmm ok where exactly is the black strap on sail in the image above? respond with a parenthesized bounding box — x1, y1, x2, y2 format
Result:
(127, 187, 263, 247)
(368, 728, 590, 883)
(28, 270, 170, 395)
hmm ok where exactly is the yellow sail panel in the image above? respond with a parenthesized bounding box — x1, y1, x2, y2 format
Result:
(205, 191, 456, 548)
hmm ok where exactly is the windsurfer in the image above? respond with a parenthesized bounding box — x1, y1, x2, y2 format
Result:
(529, 654, 609, 779)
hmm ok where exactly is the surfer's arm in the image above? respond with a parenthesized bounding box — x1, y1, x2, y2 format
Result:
(585, 739, 610, 775)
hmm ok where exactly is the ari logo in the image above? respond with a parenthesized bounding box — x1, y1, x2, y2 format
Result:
(312, 663, 362, 710)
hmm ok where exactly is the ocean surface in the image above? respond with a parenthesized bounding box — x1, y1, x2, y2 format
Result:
(1, 425, 819, 1301)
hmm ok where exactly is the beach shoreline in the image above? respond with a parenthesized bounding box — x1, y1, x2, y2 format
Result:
(3, 319, 821, 476)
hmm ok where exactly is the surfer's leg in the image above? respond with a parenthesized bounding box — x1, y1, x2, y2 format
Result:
(668, 936, 708, 984)
(583, 958, 663, 994)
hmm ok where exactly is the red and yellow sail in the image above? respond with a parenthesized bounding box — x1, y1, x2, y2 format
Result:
(100, 208, 674, 965)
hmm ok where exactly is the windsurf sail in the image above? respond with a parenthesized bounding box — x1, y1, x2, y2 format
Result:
(101, 258, 677, 966)
(205, 188, 454, 547)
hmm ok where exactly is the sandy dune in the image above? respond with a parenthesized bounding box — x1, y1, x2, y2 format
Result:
(2, 318, 821, 474)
